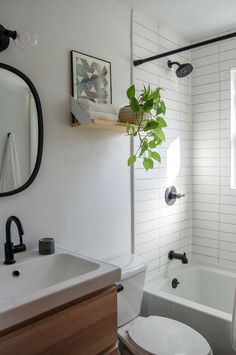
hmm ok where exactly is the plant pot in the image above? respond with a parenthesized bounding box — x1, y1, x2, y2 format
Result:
(118, 105, 148, 125)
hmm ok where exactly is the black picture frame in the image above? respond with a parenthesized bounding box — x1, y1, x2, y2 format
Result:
(0, 63, 43, 197)
(71, 50, 112, 107)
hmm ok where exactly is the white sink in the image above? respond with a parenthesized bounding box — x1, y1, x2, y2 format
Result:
(0, 249, 121, 331)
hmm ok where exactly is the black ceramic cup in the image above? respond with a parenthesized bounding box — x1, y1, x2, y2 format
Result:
(39, 237, 55, 255)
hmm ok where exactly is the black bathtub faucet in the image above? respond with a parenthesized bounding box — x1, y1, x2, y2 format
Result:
(168, 250, 188, 264)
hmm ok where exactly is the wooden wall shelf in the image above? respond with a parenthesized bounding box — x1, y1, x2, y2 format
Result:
(72, 119, 134, 132)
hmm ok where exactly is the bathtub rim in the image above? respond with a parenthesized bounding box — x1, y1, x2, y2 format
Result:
(144, 260, 234, 323)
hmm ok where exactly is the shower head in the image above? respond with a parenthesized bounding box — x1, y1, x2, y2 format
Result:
(167, 60, 193, 78)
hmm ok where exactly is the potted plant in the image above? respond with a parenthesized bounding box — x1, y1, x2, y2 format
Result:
(124, 84, 167, 171)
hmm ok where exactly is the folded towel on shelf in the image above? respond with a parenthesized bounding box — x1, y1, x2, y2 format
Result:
(89, 111, 118, 122)
(77, 98, 116, 114)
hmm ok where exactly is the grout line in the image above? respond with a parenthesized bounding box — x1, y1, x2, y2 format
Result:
(130, 9, 135, 255)
(218, 40, 222, 264)
(192, 251, 218, 259)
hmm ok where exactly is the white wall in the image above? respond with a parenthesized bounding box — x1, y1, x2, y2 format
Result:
(132, 12, 192, 281)
(0, 0, 131, 260)
(192, 34, 236, 268)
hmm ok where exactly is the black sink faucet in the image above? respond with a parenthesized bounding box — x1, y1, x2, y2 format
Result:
(4, 216, 26, 265)
(168, 250, 188, 264)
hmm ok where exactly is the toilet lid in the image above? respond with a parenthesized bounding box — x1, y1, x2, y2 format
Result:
(128, 316, 211, 355)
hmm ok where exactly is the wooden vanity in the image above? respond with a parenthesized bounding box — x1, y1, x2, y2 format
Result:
(0, 285, 118, 355)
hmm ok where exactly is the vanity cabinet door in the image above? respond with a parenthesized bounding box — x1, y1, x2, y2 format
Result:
(0, 286, 117, 355)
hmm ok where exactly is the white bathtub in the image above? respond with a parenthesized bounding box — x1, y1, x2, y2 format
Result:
(142, 261, 236, 355)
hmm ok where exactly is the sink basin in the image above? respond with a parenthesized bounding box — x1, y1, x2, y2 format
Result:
(0, 249, 120, 331)
(0, 253, 99, 300)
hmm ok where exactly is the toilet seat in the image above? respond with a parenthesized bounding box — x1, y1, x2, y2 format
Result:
(118, 316, 212, 355)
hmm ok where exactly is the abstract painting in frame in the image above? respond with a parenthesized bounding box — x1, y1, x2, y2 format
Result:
(71, 50, 112, 104)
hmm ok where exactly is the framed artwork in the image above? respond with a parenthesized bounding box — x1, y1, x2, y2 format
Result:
(71, 50, 112, 104)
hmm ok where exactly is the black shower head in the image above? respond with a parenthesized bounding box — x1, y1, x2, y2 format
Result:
(167, 60, 193, 78)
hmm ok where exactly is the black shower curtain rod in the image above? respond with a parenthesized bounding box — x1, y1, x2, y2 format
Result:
(133, 31, 236, 67)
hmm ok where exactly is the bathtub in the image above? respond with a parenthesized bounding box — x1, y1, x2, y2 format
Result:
(141, 261, 236, 355)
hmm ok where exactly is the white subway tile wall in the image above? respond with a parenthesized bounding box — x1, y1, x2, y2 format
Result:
(192, 36, 236, 268)
(132, 12, 192, 281)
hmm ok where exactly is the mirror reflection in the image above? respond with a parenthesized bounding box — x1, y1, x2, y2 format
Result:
(0, 68, 38, 194)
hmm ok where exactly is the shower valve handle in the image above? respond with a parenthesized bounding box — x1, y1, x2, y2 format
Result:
(165, 186, 185, 205)
(174, 192, 185, 199)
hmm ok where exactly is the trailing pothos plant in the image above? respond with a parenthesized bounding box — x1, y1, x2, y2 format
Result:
(126, 84, 167, 171)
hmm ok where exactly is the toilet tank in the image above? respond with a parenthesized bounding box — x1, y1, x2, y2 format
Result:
(110, 254, 147, 327)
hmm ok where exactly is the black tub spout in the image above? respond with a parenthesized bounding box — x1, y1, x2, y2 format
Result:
(168, 250, 188, 264)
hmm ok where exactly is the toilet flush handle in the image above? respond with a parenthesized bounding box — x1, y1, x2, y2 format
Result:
(116, 283, 124, 293)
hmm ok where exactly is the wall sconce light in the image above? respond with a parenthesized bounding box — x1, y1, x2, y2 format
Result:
(0, 24, 38, 52)
(0, 24, 17, 52)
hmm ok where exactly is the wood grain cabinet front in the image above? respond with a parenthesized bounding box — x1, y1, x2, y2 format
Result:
(0, 286, 118, 355)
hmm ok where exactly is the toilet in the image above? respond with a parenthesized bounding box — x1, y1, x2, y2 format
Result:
(110, 254, 213, 355)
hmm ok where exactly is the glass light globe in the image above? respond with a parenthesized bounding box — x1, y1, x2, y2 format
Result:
(14, 26, 38, 50)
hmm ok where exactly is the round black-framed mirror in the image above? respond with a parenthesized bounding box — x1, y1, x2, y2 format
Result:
(0, 63, 43, 197)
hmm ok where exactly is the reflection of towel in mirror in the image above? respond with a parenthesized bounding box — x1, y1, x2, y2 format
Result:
(0, 133, 22, 193)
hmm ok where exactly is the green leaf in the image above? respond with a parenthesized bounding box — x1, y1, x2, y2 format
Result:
(146, 85, 150, 96)
(151, 135, 162, 145)
(140, 85, 150, 102)
(143, 157, 154, 171)
(150, 88, 161, 100)
(128, 155, 136, 166)
(131, 126, 137, 136)
(139, 141, 149, 157)
(127, 85, 135, 100)
(160, 100, 166, 114)
(151, 151, 161, 162)
(143, 120, 158, 132)
(156, 107, 163, 115)
(156, 100, 166, 115)
(130, 97, 140, 113)
(143, 99, 154, 113)
(126, 123, 131, 133)
(156, 129, 165, 141)
(149, 140, 157, 148)
(143, 122, 150, 132)
(157, 117, 167, 128)
(155, 138, 162, 146)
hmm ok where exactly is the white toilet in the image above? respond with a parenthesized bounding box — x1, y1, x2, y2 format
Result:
(111, 254, 213, 355)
